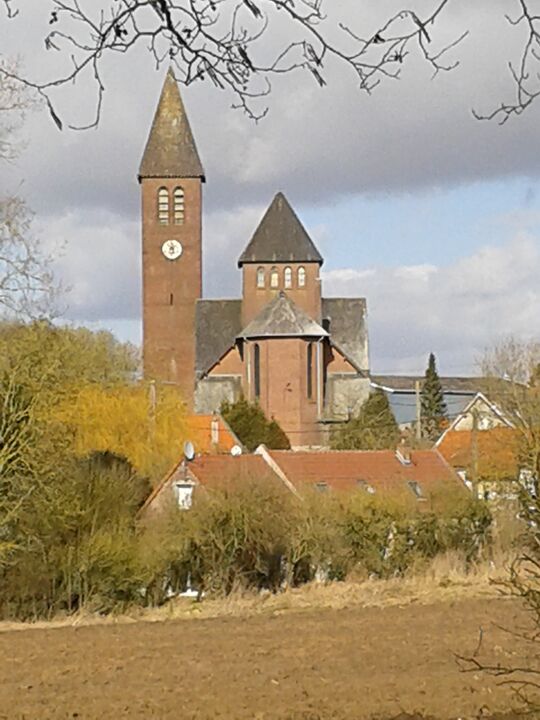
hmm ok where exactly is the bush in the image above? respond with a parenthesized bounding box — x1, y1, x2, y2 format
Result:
(221, 396, 290, 451)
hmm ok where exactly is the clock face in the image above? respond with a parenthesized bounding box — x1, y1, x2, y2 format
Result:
(161, 239, 183, 261)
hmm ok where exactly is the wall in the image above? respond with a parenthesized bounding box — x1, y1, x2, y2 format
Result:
(241, 262, 322, 327)
(194, 376, 242, 414)
(245, 337, 322, 447)
(142, 176, 202, 406)
(325, 374, 371, 420)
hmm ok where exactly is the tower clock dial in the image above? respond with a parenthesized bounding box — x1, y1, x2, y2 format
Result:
(161, 239, 183, 260)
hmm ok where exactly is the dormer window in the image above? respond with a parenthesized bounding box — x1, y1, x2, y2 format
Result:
(298, 266, 306, 288)
(173, 187, 185, 225)
(284, 266, 292, 289)
(257, 267, 265, 288)
(158, 187, 169, 225)
(270, 267, 279, 288)
(408, 481, 425, 500)
(357, 479, 376, 494)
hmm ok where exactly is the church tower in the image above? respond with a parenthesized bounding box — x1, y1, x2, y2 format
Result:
(139, 70, 205, 404)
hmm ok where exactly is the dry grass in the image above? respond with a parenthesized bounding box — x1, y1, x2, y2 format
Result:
(0, 550, 517, 633)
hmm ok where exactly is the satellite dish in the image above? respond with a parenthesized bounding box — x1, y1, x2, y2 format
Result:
(184, 440, 195, 462)
(230, 445, 242, 457)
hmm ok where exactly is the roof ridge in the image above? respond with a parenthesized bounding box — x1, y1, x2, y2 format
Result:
(239, 292, 328, 339)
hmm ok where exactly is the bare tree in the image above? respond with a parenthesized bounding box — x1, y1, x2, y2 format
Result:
(482, 338, 540, 491)
(3, 1, 540, 128)
(0, 61, 60, 319)
(2, 0, 468, 127)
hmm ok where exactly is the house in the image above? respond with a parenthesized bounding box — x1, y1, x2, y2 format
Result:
(138, 70, 370, 448)
(142, 445, 466, 516)
(370, 375, 491, 428)
(140, 454, 282, 515)
(186, 413, 241, 455)
(436, 392, 521, 495)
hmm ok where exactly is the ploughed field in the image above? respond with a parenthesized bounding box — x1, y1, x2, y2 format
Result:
(0, 598, 534, 719)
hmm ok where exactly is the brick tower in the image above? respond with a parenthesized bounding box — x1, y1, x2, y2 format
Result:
(139, 69, 205, 404)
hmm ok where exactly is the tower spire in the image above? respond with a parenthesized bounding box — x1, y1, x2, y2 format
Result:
(139, 68, 205, 181)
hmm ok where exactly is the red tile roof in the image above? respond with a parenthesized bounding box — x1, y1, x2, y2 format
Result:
(438, 427, 520, 480)
(187, 454, 274, 486)
(266, 449, 462, 497)
(187, 414, 241, 454)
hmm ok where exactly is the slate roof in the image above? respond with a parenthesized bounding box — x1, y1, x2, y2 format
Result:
(195, 299, 242, 378)
(238, 193, 323, 267)
(139, 68, 205, 180)
(238, 292, 328, 339)
(322, 298, 369, 372)
(371, 375, 489, 394)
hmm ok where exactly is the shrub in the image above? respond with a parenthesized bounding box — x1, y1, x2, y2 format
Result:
(221, 396, 290, 451)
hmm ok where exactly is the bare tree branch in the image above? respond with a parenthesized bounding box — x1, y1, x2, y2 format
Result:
(0, 0, 467, 127)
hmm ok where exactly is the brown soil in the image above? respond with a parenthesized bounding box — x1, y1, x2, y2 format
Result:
(0, 597, 535, 719)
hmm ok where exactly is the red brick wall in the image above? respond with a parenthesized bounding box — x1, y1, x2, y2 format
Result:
(241, 262, 322, 327)
(244, 337, 322, 446)
(141, 176, 202, 406)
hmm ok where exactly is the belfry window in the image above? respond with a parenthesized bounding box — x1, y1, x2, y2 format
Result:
(254, 343, 261, 399)
(284, 266, 292, 289)
(270, 267, 279, 289)
(256, 267, 265, 288)
(158, 187, 169, 225)
(173, 187, 185, 224)
(298, 266, 306, 288)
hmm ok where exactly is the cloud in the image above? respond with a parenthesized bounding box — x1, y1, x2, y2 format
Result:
(2, 0, 540, 222)
(322, 234, 540, 374)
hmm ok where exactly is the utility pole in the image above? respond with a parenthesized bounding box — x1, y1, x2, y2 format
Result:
(415, 380, 422, 442)
(471, 408, 479, 499)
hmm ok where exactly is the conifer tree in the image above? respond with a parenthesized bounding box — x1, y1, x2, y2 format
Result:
(420, 353, 448, 442)
(331, 388, 399, 450)
(221, 397, 290, 452)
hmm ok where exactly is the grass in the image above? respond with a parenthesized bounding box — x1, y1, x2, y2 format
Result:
(0, 549, 516, 633)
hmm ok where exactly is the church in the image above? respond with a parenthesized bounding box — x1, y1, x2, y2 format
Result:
(138, 70, 370, 447)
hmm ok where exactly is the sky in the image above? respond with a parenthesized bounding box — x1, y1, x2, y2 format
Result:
(1, 0, 540, 375)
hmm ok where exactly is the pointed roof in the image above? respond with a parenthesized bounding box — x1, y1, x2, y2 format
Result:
(238, 193, 323, 267)
(139, 68, 205, 181)
(238, 292, 328, 339)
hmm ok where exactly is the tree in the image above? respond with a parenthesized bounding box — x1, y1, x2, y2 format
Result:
(331, 388, 399, 451)
(53, 382, 189, 479)
(0, 322, 140, 568)
(0, 60, 59, 319)
(420, 352, 447, 442)
(482, 338, 540, 492)
(221, 396, 290, 452)
(456, 339, 540, 711)
(4, 2, 540, 128)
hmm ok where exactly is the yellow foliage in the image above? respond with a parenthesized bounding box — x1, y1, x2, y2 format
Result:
(54, 383, 189, 479)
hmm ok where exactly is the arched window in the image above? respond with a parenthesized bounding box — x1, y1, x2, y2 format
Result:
(256, 267, 265, 288)
(298, 266, 306, 288)
(158, 187, 169, 225)
(270, 267, 279, 289)
(284, 266, 292, 289)
(254, 343, 261, 399)
(173, 187, 185, 224)
(307, 342, 313, 399)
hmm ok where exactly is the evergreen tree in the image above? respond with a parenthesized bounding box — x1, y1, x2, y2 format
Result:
(331, 388, 399, 450)
(221, 397, 290, 452)
(420, 352, 448, 442)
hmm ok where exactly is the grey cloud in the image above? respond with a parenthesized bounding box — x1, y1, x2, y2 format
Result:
(2, 0, 540, 223)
